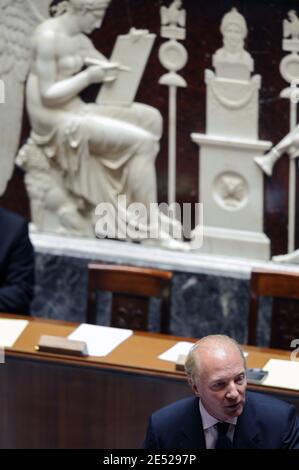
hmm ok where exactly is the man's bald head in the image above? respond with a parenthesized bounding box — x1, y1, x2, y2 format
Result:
(185, 335, 246, 385)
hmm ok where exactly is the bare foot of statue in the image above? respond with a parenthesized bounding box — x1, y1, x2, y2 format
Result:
(272, 251, 299, 263)
(159, 237, 191, 252)
(143, 236, 191, 252)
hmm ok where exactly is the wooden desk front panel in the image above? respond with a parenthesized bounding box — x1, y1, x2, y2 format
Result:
(0, 356, 190, 449)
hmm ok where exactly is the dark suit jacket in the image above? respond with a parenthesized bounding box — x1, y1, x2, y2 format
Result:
(143, 392, 299, 449)
(0, 208, 35, 315)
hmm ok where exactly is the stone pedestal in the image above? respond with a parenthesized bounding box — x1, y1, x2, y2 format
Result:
(190, 8, 272, 260)
(191, 134, 271, 259)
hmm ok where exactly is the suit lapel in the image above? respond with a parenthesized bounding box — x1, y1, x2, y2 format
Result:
(175, 394, 264, 449)
(179, 398, 206, 449)
(233, 396, 262, 449)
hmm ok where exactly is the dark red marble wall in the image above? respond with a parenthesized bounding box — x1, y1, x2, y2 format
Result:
(1, 0, 298, 256)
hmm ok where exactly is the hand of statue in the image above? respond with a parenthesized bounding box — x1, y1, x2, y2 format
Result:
(86, 65, 106, 85)
(102, 63, 119, 83)
(86, 62, 119, 84)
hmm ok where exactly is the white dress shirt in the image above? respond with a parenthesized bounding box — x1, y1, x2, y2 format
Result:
(199, 400, 237, 449)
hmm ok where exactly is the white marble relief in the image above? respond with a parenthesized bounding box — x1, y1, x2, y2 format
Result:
(213, 7, 253, 81)
(213, 172, 248, 211)
(159, 0, 188, 205)
(161, 0, 186, 41)
(205, 7, 260, 139)
(255, 10, 299, 257)
(283, 10, 299, 39)
(255, 10, 299, 180)
(11, 0, 189, 249)
(191, 8, 271, 260)
(0, 0, 52, 197)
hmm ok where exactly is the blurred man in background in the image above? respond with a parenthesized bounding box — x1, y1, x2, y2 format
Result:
(0, 207, 34, 315)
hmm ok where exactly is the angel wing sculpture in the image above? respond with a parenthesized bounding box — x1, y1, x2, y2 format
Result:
(0, 0, 51, 196)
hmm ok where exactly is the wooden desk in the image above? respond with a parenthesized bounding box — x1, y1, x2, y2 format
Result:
(0, 314, 298, 448)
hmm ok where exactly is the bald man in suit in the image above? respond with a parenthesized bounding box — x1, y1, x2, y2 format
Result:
(143, 335, 299, 449)
(0, 207, 34, 315)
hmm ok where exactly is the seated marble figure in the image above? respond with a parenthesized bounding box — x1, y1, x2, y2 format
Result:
(17, 0, 184, 247)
